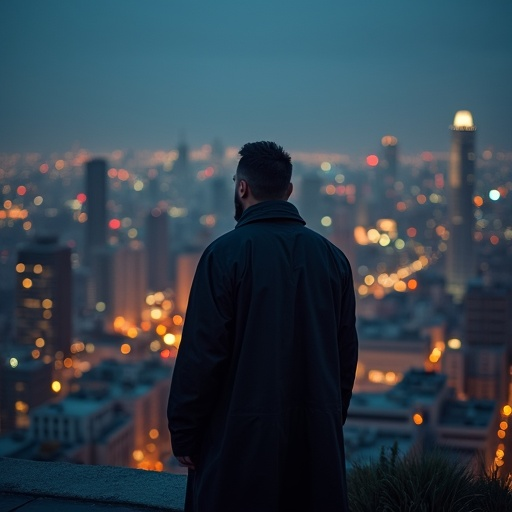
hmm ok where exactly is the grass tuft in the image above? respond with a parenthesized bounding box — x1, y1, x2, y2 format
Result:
(347, 444, 512, 512)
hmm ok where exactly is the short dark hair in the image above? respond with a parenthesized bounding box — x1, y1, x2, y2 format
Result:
(237, 141, 292, 200)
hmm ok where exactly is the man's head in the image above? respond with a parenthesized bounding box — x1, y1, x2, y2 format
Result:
(234, 141, 293, 221)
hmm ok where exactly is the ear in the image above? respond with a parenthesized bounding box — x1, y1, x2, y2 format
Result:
(285, 182, 293, 199)
(239, 179, 250, 199)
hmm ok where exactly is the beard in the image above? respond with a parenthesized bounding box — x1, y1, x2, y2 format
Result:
(234, 188, 244, 221)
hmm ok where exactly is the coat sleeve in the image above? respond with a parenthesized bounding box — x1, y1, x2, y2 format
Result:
(338, 258, 358, 425)
(167, 248, 234, 458)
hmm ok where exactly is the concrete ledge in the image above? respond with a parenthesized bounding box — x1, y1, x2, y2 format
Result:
(0, 457, 186, 511)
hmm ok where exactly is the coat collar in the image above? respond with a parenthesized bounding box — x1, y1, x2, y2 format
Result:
(235, 200, 306, 229)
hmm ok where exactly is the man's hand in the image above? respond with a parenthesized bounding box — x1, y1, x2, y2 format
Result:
(176, 455, 196, 470)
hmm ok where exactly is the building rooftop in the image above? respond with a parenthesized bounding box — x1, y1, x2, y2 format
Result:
(439, 399, 496, 429)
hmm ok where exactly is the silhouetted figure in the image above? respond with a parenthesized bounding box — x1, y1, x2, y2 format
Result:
(168, 141, 358, 512)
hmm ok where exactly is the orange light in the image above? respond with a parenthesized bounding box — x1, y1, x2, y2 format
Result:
(503, 405, 512, 416)
(120, 343, 131, 355)
(413, 413, 423, 425)
(498, 430, 506, 439)
(500, 421, 508, 430)
(132, 450, 144, 462)
(141, 321, 151, 331)
(149, 429, 159, 439)
(473, 196, 483, 207)
(417, 194, 427, 205)
(156, 324, 167, 336)
(173, 315, 183, 326)
(64, 358, 73, 368)
(160, 349, 171, 358)
(127, 327, 138, 339)
(325, 184, 336, 195)
(113, 316, 125, 329)
(407, 279, 418, 290)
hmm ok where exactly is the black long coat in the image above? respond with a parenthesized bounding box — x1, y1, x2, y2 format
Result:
(168, 200, 358, 512)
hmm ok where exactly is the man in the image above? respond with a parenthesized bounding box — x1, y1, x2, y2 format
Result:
(168, 141, 358, 512)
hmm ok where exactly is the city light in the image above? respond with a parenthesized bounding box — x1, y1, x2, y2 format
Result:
(413, 413, 423, 425)
(447, 339, 462, 350)
(489, 189, 500, 201)
(51, 381, 62, 393)
(163, 333, 176, 345)
(9, 358, 19, 368)
(366, 155, 379, 167)
(132, 450, 144, 462)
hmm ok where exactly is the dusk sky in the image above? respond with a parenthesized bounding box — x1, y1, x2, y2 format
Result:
(1, 0, 511, 157)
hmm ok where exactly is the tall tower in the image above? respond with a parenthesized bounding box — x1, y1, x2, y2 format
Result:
(109, 242, 148, 329)
(445, 110, 476, 302)
(84, 158, 108, 267)
(146, 208, 170, 291)
(15, 236, 73, 358)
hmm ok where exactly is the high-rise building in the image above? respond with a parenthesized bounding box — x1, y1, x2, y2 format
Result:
(463, 282, 512, 403)
(175, 250, 202, 314)
(445, 110, 476, 302)
(84, 158, 108, 268)
(146, 208, 169, 291)
(15, 235, 72, 358)
(0, 349, 53, 434)
(109, 242, 148, 329)
(300, 173, 323, 232)
(380, 135, 399, 180)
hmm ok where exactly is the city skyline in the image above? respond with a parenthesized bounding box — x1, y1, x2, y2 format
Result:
(1, 1, 511, 156)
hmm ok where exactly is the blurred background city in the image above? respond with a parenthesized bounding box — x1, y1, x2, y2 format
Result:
(1, 0, 511, 480)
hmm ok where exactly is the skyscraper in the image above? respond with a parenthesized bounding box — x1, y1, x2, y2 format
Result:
(445, 110, 476, 302)
(109, 242, 148, 329)
(84, 158, 108, 267)
(146, 208, 169, 291)
(15, 235, 73, 357)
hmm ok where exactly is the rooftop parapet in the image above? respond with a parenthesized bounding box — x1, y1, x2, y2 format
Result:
(0, 457, 186, 511)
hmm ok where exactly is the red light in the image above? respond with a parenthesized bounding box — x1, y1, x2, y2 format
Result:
(109, 219, 121, 230)
(407, 227, 417, 237)
(77, 193, 87, 203)
(160, 349, 171, 359)
(39, 164, 49, 173)
(17, 186, 27, 196)
(366, 155, 379, 167)
(421, 152, 433, 162)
